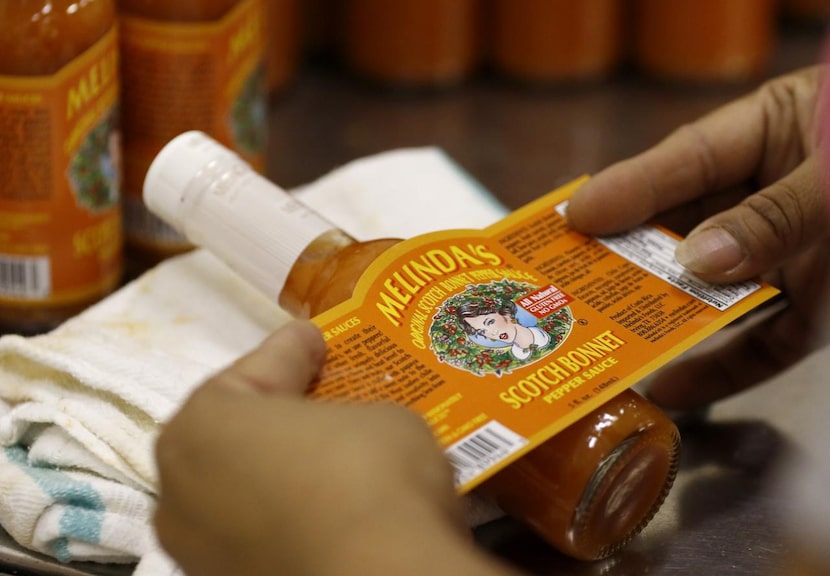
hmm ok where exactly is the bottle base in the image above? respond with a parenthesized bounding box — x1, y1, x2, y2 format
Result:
(570, 426, 681, 559)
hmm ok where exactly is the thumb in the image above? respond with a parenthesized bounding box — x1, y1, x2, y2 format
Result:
(208, 320, 327, 396)
(674, 157, 829, 283)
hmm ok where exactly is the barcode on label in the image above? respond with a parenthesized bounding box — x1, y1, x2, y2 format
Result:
(445, 420, 528, 488)
(0, 255, 50, 298)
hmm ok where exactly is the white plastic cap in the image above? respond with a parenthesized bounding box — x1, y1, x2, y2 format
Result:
(143, 131, 250, 235)
(142, 131, 336, 302)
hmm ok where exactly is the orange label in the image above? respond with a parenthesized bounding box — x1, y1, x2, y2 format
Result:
(120, 0, 266, 248)
(311, 177, 780, 492)
(0, 27, 122, 305)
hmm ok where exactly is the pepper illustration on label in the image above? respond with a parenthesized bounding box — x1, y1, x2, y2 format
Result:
(67, 107, 121, 212)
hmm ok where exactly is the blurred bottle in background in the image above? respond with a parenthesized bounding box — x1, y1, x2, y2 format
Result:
(487, 0, 625, 84)
(782, 0, 830, 25)
(303, 0, 342, 62)
(0, 0, 123, 335)
(343, 0, 482, 88)
(633, 0, 778, 83)
(265, 0, 301, 95)
(117, 0, 267, 273)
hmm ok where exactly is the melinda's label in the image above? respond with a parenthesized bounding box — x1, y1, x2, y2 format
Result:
(0, 27, 122, 305)
(120, 0, 266, 250)
(311, 177, 780, 492)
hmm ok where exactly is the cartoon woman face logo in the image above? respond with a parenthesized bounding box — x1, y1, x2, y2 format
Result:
(429, 279, 574, 376)
(456, 298, 551, 361)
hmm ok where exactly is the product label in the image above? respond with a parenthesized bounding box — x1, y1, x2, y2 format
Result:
(119, 0, 266, 249)
(310, 177, 780, 493)
(0, 27, 122, 305)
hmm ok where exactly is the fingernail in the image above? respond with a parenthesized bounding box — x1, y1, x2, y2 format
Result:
(675, 227, 745, 274)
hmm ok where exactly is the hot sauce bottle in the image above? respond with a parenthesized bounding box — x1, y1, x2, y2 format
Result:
(0, 0, 123, 334)
(633, 0, 778, 84)
(265, 0, 300, 95)
(116, 0, 267, 273)
(343, 0, 481, 87)
(488, 0, 624, 84)
(143, 131, 681, 561)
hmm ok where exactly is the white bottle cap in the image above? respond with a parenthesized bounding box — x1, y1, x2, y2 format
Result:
(143, 131, 249, 236)
(143, 131, 337, 302)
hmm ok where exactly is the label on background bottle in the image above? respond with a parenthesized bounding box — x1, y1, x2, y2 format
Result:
(119, 0, 266, 251)
(0, 27, 122, 306)
(311, 177, 780, 492)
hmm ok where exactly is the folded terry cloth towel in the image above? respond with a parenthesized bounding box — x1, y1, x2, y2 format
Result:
(0, 148, 508, 574)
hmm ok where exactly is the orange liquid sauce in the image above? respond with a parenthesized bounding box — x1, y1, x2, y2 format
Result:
(634, 0, 776, 82)
(343, 0, 481, 86)
(282, 230, 680, 560)
(489, 0, 623, 82)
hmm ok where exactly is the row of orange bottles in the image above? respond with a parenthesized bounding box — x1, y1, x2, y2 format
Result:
(0, 0, 277, 335)
(339, 0, 780, 87)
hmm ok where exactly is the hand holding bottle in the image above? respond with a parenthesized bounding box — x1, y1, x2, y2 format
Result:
(154, 320, 517, 576)
(566, 66, 830, 411)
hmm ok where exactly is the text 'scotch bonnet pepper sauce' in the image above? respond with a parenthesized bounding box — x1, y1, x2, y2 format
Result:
(143, 131, 681, 561)
(0, 0, 123, 335)
(116, 0, 267, 273)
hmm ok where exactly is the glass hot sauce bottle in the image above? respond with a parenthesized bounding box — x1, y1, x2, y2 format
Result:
(0, 0, 123, 335)
(143, 131, 681, 561)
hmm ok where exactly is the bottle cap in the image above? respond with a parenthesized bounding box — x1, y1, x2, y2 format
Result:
(142, 131, 337, 302)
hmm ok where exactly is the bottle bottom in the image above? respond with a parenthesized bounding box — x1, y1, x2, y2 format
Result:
(478, 390, 681, 560)
(569, 425, 680, 559)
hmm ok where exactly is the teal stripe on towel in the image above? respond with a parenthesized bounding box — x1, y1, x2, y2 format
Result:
(5, 445, 104, 562)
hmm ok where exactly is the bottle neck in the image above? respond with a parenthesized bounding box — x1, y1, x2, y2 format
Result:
(279, 228, 358, 316)
(184, 169, 343, 304)
(142, 131, 397, 315)
(144, 131, 342, 303)
(280, 232, 402, 318)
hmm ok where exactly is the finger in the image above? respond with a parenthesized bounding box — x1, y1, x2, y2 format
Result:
(566, 91, 767, 234)
(674, 157, 829, 282)
(645, 303, 814, 410)
(209, 320, 327, 396)
(566, 68, 820, 235)
(153, 505, 209, 575)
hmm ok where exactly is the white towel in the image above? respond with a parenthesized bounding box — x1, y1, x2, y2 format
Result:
(0, 148, 508, 574)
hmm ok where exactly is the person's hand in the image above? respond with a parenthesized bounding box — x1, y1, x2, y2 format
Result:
(154, 320, 512, 576)
(566, 66, 830, 411)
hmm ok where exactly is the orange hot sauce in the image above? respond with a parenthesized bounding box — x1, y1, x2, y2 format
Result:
(144, 131, 680, 561)
(0, 0, 123, 334)
(634, 0, 778, 83)
(488, 0, 624, 83)
(343, 0, 481, 87)
(265, 0, 301, 95)
(116, 0, 267, 272)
